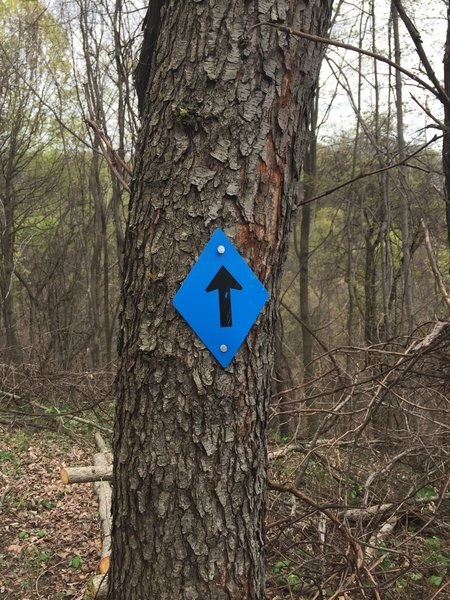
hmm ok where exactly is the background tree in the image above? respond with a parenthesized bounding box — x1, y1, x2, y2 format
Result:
(0, 0, 68, 362)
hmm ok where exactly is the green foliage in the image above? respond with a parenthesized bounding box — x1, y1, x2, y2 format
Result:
(272, 559, 301, 592)
(345, 476, 364, 507)
(306, 460, 328, 483)
(39, 499, 55, 510)
(273, 559, 291, 573)
(376, 542, 393, 570)
(0, 450, 14, 464)
(70, 555, 82, 569)
(416, 485, 437, 501)
(37, 549, 51, 563)
(395, 577, 407, 593)
(422, 536, 450, 571)
(425, 535, 442, 551)
(427, 575, 443, 587)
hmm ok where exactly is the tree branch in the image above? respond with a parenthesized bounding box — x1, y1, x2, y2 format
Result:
(391, 0, 450, 107)
(251, 22, 442, 101)
(420, 219, 450, 313)
(299, 134, 440, 207)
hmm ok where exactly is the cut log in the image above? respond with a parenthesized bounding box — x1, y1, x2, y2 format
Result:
(60, 464, 112, 484)
(93, 450, 112, 574)
(84, 574, 108, 600)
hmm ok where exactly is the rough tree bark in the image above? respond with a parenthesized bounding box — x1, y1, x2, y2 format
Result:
(108, 1, 333, 599)
(444, 1, 450, 260)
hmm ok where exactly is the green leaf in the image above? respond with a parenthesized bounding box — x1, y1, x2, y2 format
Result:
(425, 536, 442, 551)
(38, 550, 51, 562)
(416, 486, 437, 501)
(396, 577, 407, 591)
(18, 530, 29, 540)
(36, 529, 46, 539)
(0, 450, 14, 463)
(70, 555, 82, 569)
(273, 559, 290, 573)
(409, 572, 422, 581)
(427, 575, 443, 587)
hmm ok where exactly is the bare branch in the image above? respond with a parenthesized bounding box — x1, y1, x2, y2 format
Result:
(421, 219, 450, 313)
(391, 0, 450, 106)
(250, 22, 443, 101)
(298, 135, 440, 207)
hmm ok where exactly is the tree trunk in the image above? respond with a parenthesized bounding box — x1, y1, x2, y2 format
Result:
(108, 2, 333, 599)
(0, 179, 22, 362)
(88, 150, 104, 368)
(299, 92, 318, 434)
(364, 218, 378, 345)
(392, 1, 414, 333)
(273, 318, 293, 438)
(299, 122, 316, 382)
(443, 1, 450, 264)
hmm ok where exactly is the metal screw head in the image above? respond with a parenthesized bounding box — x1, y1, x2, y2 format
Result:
(217, 245, 225, 254)
(220, 344, 228, 353)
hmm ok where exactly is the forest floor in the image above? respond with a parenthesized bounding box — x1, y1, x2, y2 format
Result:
(1, 422, 449, 599)
(0, 424, 101, 600)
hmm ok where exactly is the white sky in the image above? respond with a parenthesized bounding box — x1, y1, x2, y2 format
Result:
(318, 0, 447, 148)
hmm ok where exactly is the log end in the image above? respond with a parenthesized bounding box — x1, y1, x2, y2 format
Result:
(99, 555, 110, 574)
(60, 466, 69, 485)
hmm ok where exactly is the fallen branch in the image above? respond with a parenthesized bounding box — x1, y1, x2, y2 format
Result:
(340, 493, 449, 521)
(93, 439, 112, 575)
(94, 431, 109, 453)
(64, 432, 113, 596)
(85, 574, 107, 600)
(268, 480, 365, 569)
(366, 515, 399, 563)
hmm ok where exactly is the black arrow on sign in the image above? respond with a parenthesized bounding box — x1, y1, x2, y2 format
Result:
(206, 266, 242, 327)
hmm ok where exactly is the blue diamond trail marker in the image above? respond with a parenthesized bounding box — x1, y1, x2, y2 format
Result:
(173, 229, 269, 368)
